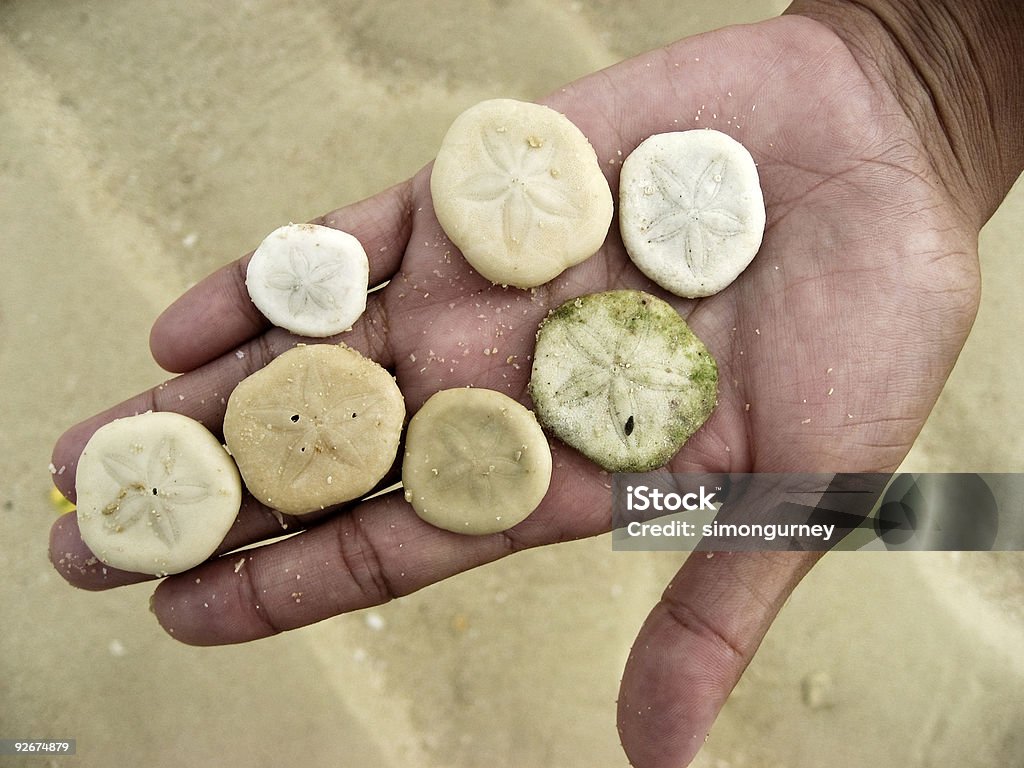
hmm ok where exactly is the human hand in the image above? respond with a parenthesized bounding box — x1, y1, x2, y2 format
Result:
(50, 8, 1018, 767)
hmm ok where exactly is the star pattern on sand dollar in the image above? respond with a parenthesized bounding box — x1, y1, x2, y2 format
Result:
(265, 246, 347, 317)
(244, 362, 376, 484)
(456, 129, 580, 248)
(431, 421, 524, 507)
(644, 156, 745, 275)
(553, 311, 694, 446)
(99, 438, 211, 547)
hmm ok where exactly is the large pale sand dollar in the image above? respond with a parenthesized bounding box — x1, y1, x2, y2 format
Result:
(529, 290, 718, 472)
(75, 411, 242, 576)
(223, 343, 404, 515)
(402, 388, 552, 535)
(619, 129, 765, 297)
(430, 98, 613, 288)
(245, 223, 369, 337)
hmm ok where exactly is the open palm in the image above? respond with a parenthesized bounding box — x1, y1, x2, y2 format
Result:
(51, 15, 980, 768)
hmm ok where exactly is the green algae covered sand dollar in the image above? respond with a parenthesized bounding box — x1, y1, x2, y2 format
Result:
(402, 388, 552, 535)
(529, 290, 717, 472)
(75, 411, 242, 576)
(430, 98, 613, 288)
(223, 343, 405, 515)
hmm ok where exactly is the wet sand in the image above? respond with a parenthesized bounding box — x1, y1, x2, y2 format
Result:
(2, 2, 1022, 766)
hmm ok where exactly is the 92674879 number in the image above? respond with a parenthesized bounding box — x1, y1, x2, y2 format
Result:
(0, 740, 76, 755)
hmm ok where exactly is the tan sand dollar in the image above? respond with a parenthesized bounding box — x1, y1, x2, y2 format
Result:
(75, 411, 243, 576)
(223, 343, 404, 515)
(529, 290, 718, 472)
(245, 223, 369, 337)
(619, 129, 765, 297)
(402, 388, 552, 535)
(430, 98, 613, 288)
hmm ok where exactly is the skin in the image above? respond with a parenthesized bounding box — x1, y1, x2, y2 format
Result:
(49, 2, 1023, 766)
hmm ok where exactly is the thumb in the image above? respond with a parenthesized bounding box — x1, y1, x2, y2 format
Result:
(149, 178, 414, 373)
(618, 551, 820, 768)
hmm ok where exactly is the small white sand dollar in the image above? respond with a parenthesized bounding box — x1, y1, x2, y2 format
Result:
(223, 344, 405, 515)
(619, 130, 765, 297)
(430, 98, 613, 288)
(75, 411, 242, 576)
(246, 223, 369, 337)
(402, 388, 552, 535)
(529, 290, 718, 472)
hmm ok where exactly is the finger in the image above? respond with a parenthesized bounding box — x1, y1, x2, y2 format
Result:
(50, 291, 395, 502)
(150, 179, 414, 373)
(151, 449, 610, 645)
(49, 495, 306, 590)
(51, 459, 406, 591)
(617, 551, 820, 768)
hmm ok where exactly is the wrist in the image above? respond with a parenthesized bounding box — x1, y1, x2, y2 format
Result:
(786, 0, 1024, 227)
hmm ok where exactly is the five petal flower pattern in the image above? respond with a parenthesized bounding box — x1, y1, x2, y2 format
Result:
(98, 438, 210, 548)
(645, 156, 745, 275)
(552, 311, 694, 446)
(242, 360, 375, 485)
(265, 247, 347, 318)
(431, 421, 524, 507)
(457, 129, 580, 249)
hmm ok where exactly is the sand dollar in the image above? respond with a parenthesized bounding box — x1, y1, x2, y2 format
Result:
(529, 290, 717, 472)
(246, 223, 369, 337)
(619, 130, 765, 297)
(223, 343, 404, 515)
(402, 388, 552, 535)
(430, 98, 613, 288)
(75, 411, 242, 576)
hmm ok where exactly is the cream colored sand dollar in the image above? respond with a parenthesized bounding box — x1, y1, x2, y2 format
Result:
(223, 344, 404, 515)
(402, 388, 552, 535)
(246, 223, 369, 337)
(619, 130, 765, 297)
(75, 411, 242, 576)
(529, 290, 717, 472)
(430, 98, 613, 288)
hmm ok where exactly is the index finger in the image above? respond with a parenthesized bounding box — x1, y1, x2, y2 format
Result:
(149, 179, 415, 374)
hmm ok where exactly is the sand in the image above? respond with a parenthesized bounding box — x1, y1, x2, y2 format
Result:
(2, 1, 1022, 766)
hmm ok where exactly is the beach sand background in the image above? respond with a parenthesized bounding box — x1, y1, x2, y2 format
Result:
(1, 1, 1022, 766)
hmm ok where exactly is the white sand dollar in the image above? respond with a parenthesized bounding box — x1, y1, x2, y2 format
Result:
(246, 223, 369, 337)
(529, 290, 718, 472)
(75, 411, 242, 576)
(402, 388, 552, 535)
(223, 343, 404, 515)
(430, 98, 613, 288)
(619, 130, 765, 297)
